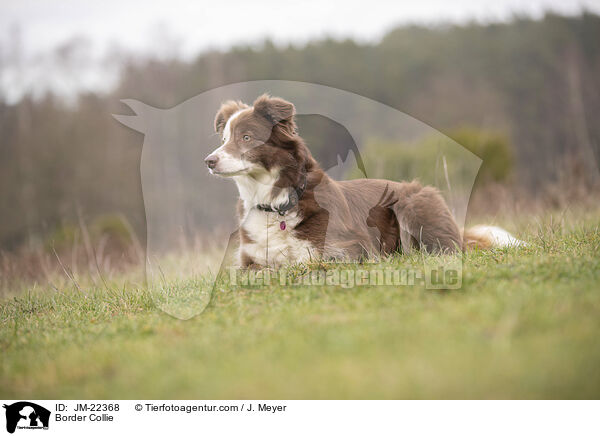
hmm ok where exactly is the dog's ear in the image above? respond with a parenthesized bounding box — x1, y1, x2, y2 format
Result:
(253, 94, 295, 126)
(214, 100, 248, 134)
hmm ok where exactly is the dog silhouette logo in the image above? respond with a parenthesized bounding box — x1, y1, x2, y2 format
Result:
(3, 402, 50, 434)
(114, 80, 481, 317)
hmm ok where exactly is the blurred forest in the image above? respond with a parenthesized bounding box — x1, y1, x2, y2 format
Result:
(1, 12, 600, 263)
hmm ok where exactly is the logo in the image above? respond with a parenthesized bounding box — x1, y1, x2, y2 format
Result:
(113, 80, 479, 319)
(3, 402, 50, 434)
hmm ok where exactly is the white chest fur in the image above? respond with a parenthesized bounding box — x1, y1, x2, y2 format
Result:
(240, 208, 315, 267)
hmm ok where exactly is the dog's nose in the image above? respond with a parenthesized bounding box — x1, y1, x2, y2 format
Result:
(205, 155, 218, 169)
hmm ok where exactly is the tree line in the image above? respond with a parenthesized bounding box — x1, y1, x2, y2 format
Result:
(1, 12, 599, 250)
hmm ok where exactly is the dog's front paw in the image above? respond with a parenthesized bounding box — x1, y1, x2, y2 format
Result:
(243, 263, 262, 271)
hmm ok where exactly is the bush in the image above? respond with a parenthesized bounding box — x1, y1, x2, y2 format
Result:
(449, 127, 514, 184)
(347, 127, 513, 187)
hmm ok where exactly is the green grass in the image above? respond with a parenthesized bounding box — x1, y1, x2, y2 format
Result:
(1, 220, 599, 399)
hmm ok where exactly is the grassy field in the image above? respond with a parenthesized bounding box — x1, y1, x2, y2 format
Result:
(1, 216, 599, 399)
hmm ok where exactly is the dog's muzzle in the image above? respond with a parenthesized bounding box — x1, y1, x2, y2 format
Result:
(204, 154, 218, 169)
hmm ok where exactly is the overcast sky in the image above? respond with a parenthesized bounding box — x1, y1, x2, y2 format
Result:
(3, 0, 600, 57)
(1, 0, 599, 101)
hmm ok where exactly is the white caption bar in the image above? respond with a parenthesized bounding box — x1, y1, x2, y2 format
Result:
(1, 400, 598, 435)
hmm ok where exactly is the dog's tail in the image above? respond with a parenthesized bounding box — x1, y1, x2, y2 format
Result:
(462, 225, 526, 250)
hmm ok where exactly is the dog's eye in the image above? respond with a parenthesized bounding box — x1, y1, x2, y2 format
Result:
(243, 135, 251, 141)
(222, 137, 226, 143)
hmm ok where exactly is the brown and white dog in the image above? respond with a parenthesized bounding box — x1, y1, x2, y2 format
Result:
(205, 94, 523, 268)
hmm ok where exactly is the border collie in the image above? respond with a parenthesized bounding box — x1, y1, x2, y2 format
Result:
(205, 94, 523, 268)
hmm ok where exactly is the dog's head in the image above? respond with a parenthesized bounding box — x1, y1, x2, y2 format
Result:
(205, 94, 305, 178)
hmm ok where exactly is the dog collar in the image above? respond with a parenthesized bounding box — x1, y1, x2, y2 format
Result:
(256, 172, 307, 216)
